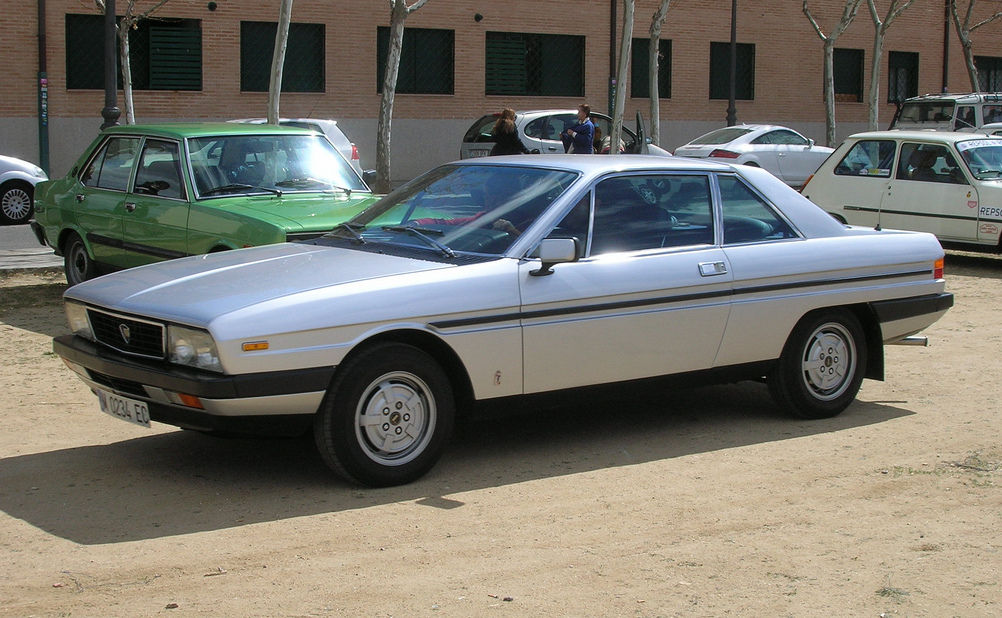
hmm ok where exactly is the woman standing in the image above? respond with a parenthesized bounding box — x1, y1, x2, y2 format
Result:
(489, 108, 530, 156)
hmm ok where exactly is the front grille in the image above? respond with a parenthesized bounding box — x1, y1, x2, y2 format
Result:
(87, 308, 166, 359)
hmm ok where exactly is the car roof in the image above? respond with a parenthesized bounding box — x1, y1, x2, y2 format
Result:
(453, 154, 731, 175)
(902, 92, 1002, 103)
(845, 130, 1002, 143)
(100, 122, 321, 139)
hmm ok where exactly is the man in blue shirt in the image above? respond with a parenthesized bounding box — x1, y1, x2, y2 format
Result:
(562, 104, 595, 154)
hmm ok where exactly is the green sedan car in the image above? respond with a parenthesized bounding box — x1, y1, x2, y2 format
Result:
(31, 123, 379, 285)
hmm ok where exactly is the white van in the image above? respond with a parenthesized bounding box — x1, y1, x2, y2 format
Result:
(890, 92, 1002, 131)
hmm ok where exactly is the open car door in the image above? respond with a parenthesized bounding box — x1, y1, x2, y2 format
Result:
(633, 111, 648, 154)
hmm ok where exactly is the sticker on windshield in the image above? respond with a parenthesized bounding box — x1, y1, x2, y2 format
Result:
(957, 140, 1002, 151)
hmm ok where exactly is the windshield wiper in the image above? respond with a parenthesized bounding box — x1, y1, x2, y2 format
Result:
(329, 222, 366, 244)
(276, 178, 353, 196)
(202, 183, 282, 197)
(382, 225, 456, 258)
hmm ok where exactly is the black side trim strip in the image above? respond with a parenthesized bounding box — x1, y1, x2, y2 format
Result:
(870, 293, 954, 323)
(87, 233, 189, 261)
(843, 204, 979, 223)
(54, 335, 335, 399)
(430, 269, 930, 330)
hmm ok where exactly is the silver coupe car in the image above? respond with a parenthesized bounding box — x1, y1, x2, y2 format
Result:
(53, 155, 953, 486)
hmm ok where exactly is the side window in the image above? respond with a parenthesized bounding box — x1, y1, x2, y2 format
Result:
(133, 139, 184, 199)
(590, 175, 713, 255)
(548, 195, 591, 257)
(955, 106, 977, 130)
(897, 143, 967, 184)
(983, 105, 1002, 125)
(772, 130, 809, 146)
(717, 175, 797, 244)
(81, 137, 141, 191)
(834, 140, 896, 177)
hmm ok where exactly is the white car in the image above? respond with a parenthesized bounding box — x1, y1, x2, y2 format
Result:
(229, 118, 365, 177)
(0, 154, 48, 225)
(673, 124, 833, 189)
(802, 130, 1002, 252)
(53, 155, 952, 486)
(460, 109, 671, 158)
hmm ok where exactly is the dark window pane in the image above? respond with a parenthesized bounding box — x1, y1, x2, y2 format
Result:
(241, 21, 324, 93)
(631, 38, 672, 99)
(66, 14, 105, 90)
(888, 51, 918, 103)
(834, 48, 864, 102)
(485, 32, 584, 97)
(377, 27, 454, 95)
(976, 55, 1002, 92)
(709, 42, 754, 100)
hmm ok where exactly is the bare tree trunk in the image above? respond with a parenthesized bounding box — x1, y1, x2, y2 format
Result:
(648, 0, 672, 146)
(610, 0, 634, 154)
(268, 0, 294, 125)
(119, 22, 135, 124)
(949, 1, 1002, 92)
(375, 0, 429, 193)
(867, 0, 915, 131)
(805, 0, 863, 147)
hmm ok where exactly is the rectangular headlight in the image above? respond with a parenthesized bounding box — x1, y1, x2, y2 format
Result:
(65, 301, 93, 340)
(168, 325, 222, 373)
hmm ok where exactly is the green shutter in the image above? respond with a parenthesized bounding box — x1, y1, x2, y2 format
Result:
(150, 26, 202, 91)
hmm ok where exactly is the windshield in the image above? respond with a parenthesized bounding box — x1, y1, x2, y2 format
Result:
(898, 102, 955, 124)
(187, 133, 366, 198)
(957, 139, 1002, 180)
(336, 164, 579, 256)
(463, 115, 500, 144)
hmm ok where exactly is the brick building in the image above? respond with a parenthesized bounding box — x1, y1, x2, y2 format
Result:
(3, 0, 1002, 184)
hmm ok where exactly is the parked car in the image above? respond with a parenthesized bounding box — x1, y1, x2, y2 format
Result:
(460, 109, 671, 158)
(0, 154, 48, 225)
(889, 92, 1002, 132)
(673, 124, 833, 189)
(801, 130, 1002, 253)
(31, 122, 378, 285)
(977, 122, 1002, 136)
(229, 117, 365, 176)
(53, 155, 952, 487)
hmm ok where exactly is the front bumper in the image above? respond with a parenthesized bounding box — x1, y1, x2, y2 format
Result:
(54, 334, 335, 435)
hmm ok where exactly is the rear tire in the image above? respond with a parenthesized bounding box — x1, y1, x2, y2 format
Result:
(64, 232, 96, 286)
(0, 182, 33, 225)
(314, 343, 455, 487)
(768, 309, 867, 420)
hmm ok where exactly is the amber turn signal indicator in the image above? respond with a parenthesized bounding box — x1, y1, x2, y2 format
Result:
(242, 341, 269, 351)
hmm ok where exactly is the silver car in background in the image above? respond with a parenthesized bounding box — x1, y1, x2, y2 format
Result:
(674, 124, 833, 189)
(230, 118, 365, 176)
(0, 154, 48, 225)
(460, 109, 671, 158)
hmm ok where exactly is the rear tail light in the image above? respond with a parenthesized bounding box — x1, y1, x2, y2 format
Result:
(350, 144, 360, 161)
(934, 257, 944, 280)
(709, 149, 740, 159)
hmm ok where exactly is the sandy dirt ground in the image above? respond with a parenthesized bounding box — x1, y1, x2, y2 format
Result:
(0, 256, 999, 618)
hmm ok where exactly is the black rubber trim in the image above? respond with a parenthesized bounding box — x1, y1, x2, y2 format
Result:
(54, 335, 335, 400)
(869, 293, 955, 324)
(431, 269, 931, 330)
(87, 232, 189, 260)
(843, 204, 981, 223)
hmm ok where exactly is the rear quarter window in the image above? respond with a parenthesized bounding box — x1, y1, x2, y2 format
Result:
(834, 140, 896, 178)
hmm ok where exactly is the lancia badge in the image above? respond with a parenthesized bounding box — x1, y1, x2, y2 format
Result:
(119, 324, 131, 344)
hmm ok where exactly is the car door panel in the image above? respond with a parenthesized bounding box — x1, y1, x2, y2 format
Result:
(518, 249, 732, 393)
(75, 136, 141, 268)
(121, 139, 191, 267)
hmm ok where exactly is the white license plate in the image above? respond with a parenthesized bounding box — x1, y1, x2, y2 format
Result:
(468, 149, 490, 158)
(97, 389, 151, 428)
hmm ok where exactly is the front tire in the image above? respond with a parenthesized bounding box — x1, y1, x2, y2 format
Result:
(63, 232, 96, 286)
(0, 182, 33, 225)
(768, 309, 867, 420)
(314, 343, 455, 487)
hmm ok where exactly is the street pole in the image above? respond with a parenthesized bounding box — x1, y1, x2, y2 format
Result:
(726, 0, 737, 126)
(101, 0, 120, 130)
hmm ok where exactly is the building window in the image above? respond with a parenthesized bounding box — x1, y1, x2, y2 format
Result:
(975, 56, 1002, 91)
(834, 48, 864, 102)
(66, 14, 202, 91)
(709, 42, 754, 100)
(888, 51, 918, 103)
(240, 22, 325, 92)
(485, 32, 584, 97)
(376, 27, 454, 94)
(631, 38, 672, 99)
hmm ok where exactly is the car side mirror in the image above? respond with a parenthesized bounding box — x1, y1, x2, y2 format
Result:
(529, 237, 579, 276)
(808, 139, 815, 148)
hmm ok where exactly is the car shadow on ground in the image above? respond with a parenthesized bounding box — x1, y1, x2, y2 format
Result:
(0, 277, 70, 338)
(0, 381, 912, 545)
(944, 250, 1002, 279)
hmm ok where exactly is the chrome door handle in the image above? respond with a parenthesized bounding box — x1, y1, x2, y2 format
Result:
(125, 202, 137, 213)
(699, 261, 728, 276)
(75, 194, 85, 203)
